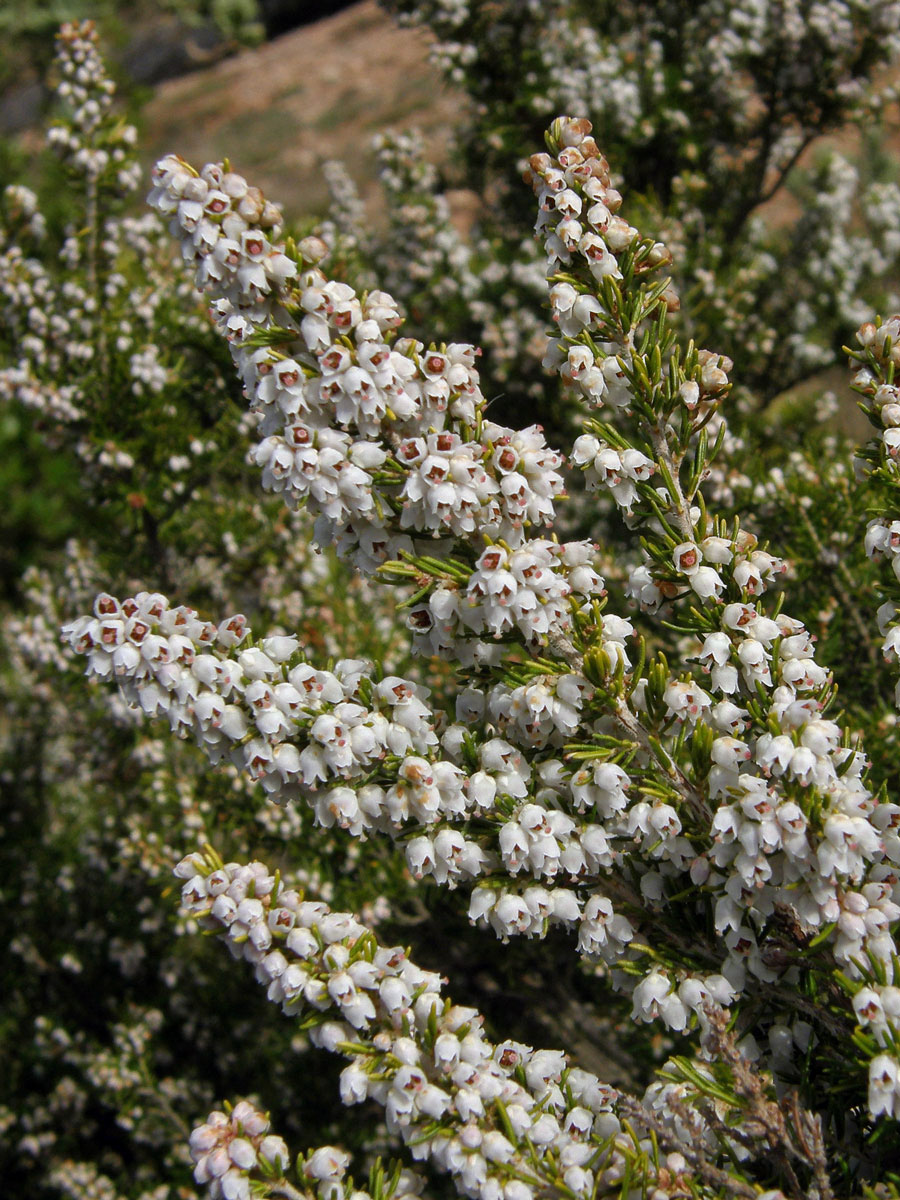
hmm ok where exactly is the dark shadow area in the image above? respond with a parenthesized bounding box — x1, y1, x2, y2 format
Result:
(260, 0, 362, 37)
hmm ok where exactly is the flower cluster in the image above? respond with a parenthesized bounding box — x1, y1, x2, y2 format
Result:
(146, 150, 610, 663)
(62, 591, 440, 817)
(47, 21, 140, 192)
(149, 150, 565, 572)
(372, 129, 476, 311)
(408, 539, 602, 662)
(520, 116, 900, 1120)
(0, 20, 230, 513)
(319, 159, 372, 265)
(1, 184, 46, 244)
(176, 850, 662, 1200)
(189, 1101, 289, 1200)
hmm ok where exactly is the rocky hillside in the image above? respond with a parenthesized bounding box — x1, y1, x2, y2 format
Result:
(141, 1, 461, 222)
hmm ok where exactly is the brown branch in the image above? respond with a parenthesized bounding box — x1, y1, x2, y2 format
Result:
(700, 1003, 836, 1200)
(616, 1093, 760, 1200)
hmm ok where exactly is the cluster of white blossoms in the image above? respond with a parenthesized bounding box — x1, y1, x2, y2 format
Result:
(373, 129, 477, 309)
(58, 587, 679, 919)
(150, 148, 549, 556)
(189, 1101, 289, 1200)
(145, 151, 610, 660)
(522, 116, 900, 1111)
(399, 421, 564, 537)
(46, 21, 140, 193)
(319, 160, 373, 266)
(692, 150, 900, 404)
(570, 434, 655, 507)
(388, 0, 900, 176)
(0, 228, 90, 425)
(211, 1136, 431, 1200)
(63, 558, 900, 1067)
(488, 671, 591, 748)
(0, 23, 219, 490)
(2, 184, 46, 242)
(129, 343, 169, 396)
(783, 156, 900, 360)
(175, 851, 674, 1200)
(856, 317, 900, 704)
(407, 539, 603, 664)
(61, 591, 446, 818)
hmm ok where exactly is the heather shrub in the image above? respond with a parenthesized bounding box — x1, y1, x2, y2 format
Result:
(366, 0, 900, 423)
(5, 9, 900, 1200)
(1, 24, 417, 1199)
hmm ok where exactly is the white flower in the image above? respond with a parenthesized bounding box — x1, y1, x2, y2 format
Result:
(869, 1054, 900, 1118)
(306, 1147, 350, 1181)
